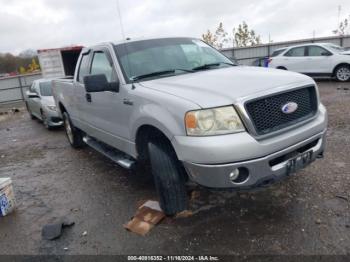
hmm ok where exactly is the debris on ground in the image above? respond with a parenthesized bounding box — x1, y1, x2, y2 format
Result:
(315, 219, 322, 224)
(41, 218, 75, 240)
(190, 190, 200, 201)
(0, 177, 16, 217)
(335, 195, 348, 201)
(124, 200, 165, 236)
(175, 210, 193, 218)
(337, 86, 349, 91)
(82, 231, 88, 237)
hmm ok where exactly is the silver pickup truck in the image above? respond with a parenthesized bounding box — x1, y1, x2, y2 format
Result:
(53, 37, 327, 215)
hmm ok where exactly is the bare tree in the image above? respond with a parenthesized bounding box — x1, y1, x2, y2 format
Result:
(333, 16, 349, 35)
(202, 29, 218, 47)
(214, 22, 230, 49)
(202, 21, 262, 49)
(233, 21, 261, 47)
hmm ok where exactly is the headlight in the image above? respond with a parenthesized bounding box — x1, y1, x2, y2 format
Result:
(185, 106, 245, 136)
(47, 106, 57, 111)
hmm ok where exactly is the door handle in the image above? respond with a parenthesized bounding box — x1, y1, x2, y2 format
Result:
(123, 98, 133, 105)
(86, 93, 92, 102)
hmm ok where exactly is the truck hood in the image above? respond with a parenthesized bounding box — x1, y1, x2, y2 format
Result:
(339, 50, 350, 55)
(140, 66, 314, 108)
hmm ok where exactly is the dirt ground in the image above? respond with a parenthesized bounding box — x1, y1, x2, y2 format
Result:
(0, 81, 349, 256)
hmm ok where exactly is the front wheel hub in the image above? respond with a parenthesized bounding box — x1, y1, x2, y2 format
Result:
(337, 67, 350, 81)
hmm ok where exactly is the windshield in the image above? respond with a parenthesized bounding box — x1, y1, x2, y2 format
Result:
(39, 82, 52, 96)
(324, 43, 345, 53)
(114, 38, 234, 82)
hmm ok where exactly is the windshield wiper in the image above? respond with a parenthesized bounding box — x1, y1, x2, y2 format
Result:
(130, 69, 193, 81)
(192, 62, 235, 71)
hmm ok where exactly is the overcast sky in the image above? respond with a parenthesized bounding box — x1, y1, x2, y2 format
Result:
(1, 0, 350, 54)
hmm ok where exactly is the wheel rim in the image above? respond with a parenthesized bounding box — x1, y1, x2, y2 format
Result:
(64, 117, 74, 144)
(337, 67, 350, 81)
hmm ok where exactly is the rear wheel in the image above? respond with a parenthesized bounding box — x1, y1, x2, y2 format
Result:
(63, 112, 84, 148)
(335, 65, 350, 82)
(148, 138, 188, 216)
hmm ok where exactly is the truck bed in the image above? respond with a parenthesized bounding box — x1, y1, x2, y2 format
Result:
(51, 78, 75, 118)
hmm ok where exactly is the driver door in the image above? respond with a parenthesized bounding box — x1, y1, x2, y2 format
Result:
(82, 48, 128, 150)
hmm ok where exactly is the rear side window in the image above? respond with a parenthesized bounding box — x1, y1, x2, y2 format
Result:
(78, 54, 90, 83)
(307, 46, 331, 56)
(285, 47, 305, 57)
(271, 49, 286, 57)
(90, 52, 117, 82)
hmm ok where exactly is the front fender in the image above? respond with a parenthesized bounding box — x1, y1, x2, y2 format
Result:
(130, 103, 185, 142)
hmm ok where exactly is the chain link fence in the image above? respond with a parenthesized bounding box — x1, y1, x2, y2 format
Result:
(0, 73, 42, 106)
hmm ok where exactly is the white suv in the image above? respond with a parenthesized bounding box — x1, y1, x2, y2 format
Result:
(268, 43, 350, 82)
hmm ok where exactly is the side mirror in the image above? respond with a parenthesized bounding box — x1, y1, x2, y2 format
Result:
(26, 91, 39, 99)
(83, 74, 119, 93)
(108, 80, 120, 92)
(321, 51, 332, 56)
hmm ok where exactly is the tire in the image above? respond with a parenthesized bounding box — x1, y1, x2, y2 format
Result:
(335, 65, 350, 82)
(277, 66, 287, 70)
(148, 138, 188, 216)
(62, 112, 84, 148)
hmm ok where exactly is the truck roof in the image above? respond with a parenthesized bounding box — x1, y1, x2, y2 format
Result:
(79, 37, 198, 52)
(111, 36, 199, 46)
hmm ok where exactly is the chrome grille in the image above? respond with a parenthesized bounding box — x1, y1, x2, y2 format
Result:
(245, 86, 318, 135)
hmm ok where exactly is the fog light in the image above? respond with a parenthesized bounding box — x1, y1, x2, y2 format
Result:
(229, 169, 240, 181)
(229, 167, 250, 184)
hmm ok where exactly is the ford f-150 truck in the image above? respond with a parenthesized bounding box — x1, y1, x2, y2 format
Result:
(52, 37, 327, 215)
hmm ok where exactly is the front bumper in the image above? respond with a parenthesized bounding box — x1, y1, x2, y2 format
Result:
(173, 105, 327, 189)
(45, 110, 63, 127)
(182, 130, 326, 189)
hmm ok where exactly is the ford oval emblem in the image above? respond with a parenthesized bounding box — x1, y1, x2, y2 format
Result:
(281, 102, 298, 114)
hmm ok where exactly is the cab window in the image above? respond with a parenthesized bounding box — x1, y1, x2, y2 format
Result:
(78, 54, 91, 83)
(90, 51, 117, 82)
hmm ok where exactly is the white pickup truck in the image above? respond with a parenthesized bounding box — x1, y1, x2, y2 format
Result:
(53, 37, 327, 215)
